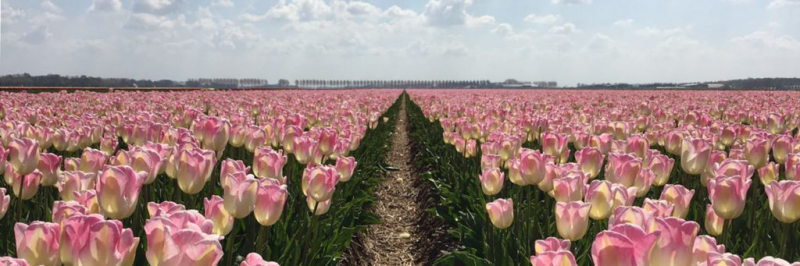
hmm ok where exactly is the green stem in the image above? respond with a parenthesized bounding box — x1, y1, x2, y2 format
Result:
(257, 225, 268, 255)
(225, 221, 241, 266)
(302, 201, 319, 266)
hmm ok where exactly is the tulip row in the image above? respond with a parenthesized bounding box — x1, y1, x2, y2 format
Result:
(406, 89, 800, 266)
(0, 89, 402, 265)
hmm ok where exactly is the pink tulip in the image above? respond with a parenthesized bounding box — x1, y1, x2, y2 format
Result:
(15, 221, 61, 266)
(553, 171, 587, 202)
(692, 235, 726, 266)
(109, 150, 132, 166)
(590, 133, 614, 155)
(229, 124, 247, 148)
(530, 251, 578, 266)
(575, 148, 604, 179)
(74, 189, 100, 214)
(65, 157, 80, 172)
(79, 148, 109, 173)
(703, 151, 729, 187)
(317, 127, 338, 156)
(605, 153, 642, 187)
(649, 217, 699, 266)
(222, 172, 258, 219)
(534, 237, 571, 255)
(519, 149, 550, 185)
(714, 159, 755, 181)
(482, 153, 502, 172)
(335, 156, 357, 182)
(660, 184, 695, 218)
(220, 159, 250, 187)
(744, 256, 800, 266)
(293, 135, 317, 164)
(198, 117, 231, 158)
(57, 171, 96, 201)
(255, 178, 288, 226)
(52, 200, 88, 225)
(555, 201, 591, 241)
(147, 201, 187, 218)
(306, 195, 332, 216)
(634, 168, 656, 197)
(592, 223, 661, 266)
(585, 180, 615, 220)
(542, 132, 569, 159)
(745, 136, 771, 169)
(465, 139, 477, 158)
(772, 135, 794, 164)
(8, 138, 40, 176)
(664, 131, 684, 155)
(758, 162, 780, 186)
(720, 126, 738, 147)
(72, 219, 139, 266)
(0, 146, 6, 176)
(649, 154, 675, 186)
(609, 206, 658, 233)
(303, 165, 340, 202)
(611, 184, 638, 212)
(705, 204, 725, 236)
(681, 137, 712, 175)
(204, 196, 234, 236)
(144, 221, 223, 266)
(6, 167, 42, 200)
(0, 257, 29, 265)
(486, 198, 514, 229)
(36, 153, 61, 186)
(765, 180, 800, 223)
(63, 217, 106, 266)
(96, 165, 146, 219)
(253, 148, 287, 182)
(0, 188, 9, 220)
(706, 252, 743, 266)
(175, 148, 217, 195)
(100, 137, 119, 155)
(643, 198, 675, 217)
(130, 148, 165, 184)
(708, 175, 751, 219)
(479, 168, 505, 196)
(626, 135, 650, 159)
(240, 253, 280, 266)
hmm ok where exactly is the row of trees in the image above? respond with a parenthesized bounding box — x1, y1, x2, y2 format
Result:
(0, 74, 183, 88)
(294, 79, 494, 88)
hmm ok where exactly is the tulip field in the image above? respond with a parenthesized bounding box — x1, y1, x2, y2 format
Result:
(405, 89, 800, 266)
(0, 89, 402, 266)
(1, 88, 800, 266)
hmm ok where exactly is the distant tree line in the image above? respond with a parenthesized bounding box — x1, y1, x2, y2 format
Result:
(294, 79, 493, 88)
(719, 78, 800, 89)
(0, 73, 184, 87)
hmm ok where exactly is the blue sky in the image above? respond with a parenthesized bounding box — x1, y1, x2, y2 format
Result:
(1, 0, 799, 86)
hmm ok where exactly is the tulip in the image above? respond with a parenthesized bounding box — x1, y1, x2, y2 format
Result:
(758, 162, 780, 187)
(706, 252, 742, 266)
(772, 135, 794, 164)
(609, 206, 658, 233)
(72, 219, 139, 266)
(15, 221, 61, 266)
(660, 184, 695, 218)
(626, 135, 650, 159)
(649, 217, 699, 266)
(744, 256, 800, 266)
(255, 178, 288, 226)
(219, 159, 250, 187)
(8, 138, 40, 176)
(643, 198, 675, 217)
(317, 127, 338, 156)
(0, 257, 29, 265)
(664, 131, 684, 155)
(542, 132, 569, 159)
(175, 148, 217, 195)
(145, 224, 223, 266)
(52, 200, 88, 225)
(530, 251, 578, 266)
(198, 117, 231, 158)
(703, 151, 729, 187)
(708, 175, 751, 219)
(57, 171, 96, 201)
(465, 139, 477, 158)
(109, 150, 132, 166)
(293, 135, 317, 164)
(789, 155, 800, 181)
(147, 201, 186, 218)
(714, 159, 754, 181)
(681, 137, 712, 175)
(508, 159, 526, 186)
(37, 153, 62, 186)
(634, 168, 656, 197)
(96, 165, 146, 219)
(486, 198, 514, 229)
(229, 124, 247, 148)
(7, 167, 42, 200)
(534, 237, 571, 255)
(479, 168, 505, 196)
(244, 126, 266, 153)
(605, 153, 642, 187)
(204, 196, 234, 236)
(240, 253, 280, 266)
(745, 136, 771, 169)
(765, 180, 800, 223)
(649, 154, 675, 186)
(555, 201, 591, 241)
(692, 235, 725, 266)
(222, 172, 258, 219)
(611, 184, 638, 211)
(519, 149, 550, 185)
(306, 195, 332, 216)
(79, 148, 109, 173)
(575, 148, 604, 179)
(720, 126, 737, 147)
(100, 137, 118, 155)
(253, 148, 287, 182)
(303, 165, 339, 202)
(65, 158, 80, 172)
(498, 138, 517, 162)
(482, 153, 502, 172)
(130, 148, 165, 184)
(591, 223, 661, 266)
(590, 133, 614, 155)
(553, 171, 587, 202)
(74, 190, 100, 215)
(335, 156, 357, 182)
(0, 188, 9, 220)
(0, 146, 6, 176)
(585, 180, 614, 220)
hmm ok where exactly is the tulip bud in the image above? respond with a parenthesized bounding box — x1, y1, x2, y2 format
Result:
(660, 184, 695, 219)
(758, 162, 780, 187)
(708, 175, 751, 219)
(147, 201, 186, 218)
(534, 237, 571, 255)
(765, 180, 800, 223)
(605, 153, 642, 187)
(303, 165, 339, 202)
(175, 149, 217, 195)
(592, 223, 661, 266)
(706, 252, 742, 266)
(130, 148, 165, 185)
(634, 168, 656, 197)
(486, 198, 514, 229)
(575, 148, 604, 179)
(73, 220, 139, 266)
(585, 180, 614, 220)
(772, 135, 794, 164)
(306, 195, 332, 216)
(15, 221, 61, 266)
(745, 136, 771, 169)
(254, 178, 288, 226)
(0, 188, 10, 220)
(519, 149, 550, 185)
(479, 168, 505, 196)
(79, 148, 109, 173)
(222, 172, 258, 219)
(649, 154, 675, 186)
(65, 157, 80, 172)
(96, 165, 146, 219)
(74, 190, 100, 215)
(692, 235, 725, 265)
(253, 148, 287, 182)
(240, 253, 281, 266)
(335, 156, 357, 182)
(37, 153, 62, 186)
(649, 217, 700, 266)
(530, 251, 578, 266)
(553, 171, 587, 202)
(555, 201, 591, 241)
(204, 196, 234, 236)
(8, 138, 40, 176)
(52, 200, 88, 226)
(681, 137, 712, 175)
(703, 151, 729, 187)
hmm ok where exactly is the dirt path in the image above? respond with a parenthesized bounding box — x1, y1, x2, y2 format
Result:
(362, 96, 420, 266)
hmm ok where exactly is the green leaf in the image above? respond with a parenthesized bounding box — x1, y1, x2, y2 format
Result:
(433, 251, 492, 266)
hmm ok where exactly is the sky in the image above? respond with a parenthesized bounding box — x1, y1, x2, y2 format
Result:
(1, 0, 799, 86)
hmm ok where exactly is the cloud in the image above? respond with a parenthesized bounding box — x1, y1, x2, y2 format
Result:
(524, 14, 561, 24)
(551, 0, 592, 5)
(212, 0, 234, 8)
(492, 23, 514, 36)
(20, 26, 53, 45)
(1, 4, 27, 24)
(466, 15, 495, 27)
(767, 0, 800, 8)
(613, 19, 633, 27)
(88, 0, 123, 12)
(125, 13, 177, 31)
(41, 1, 62, 13)
(424, 0, 488, 27)
(550, 23, 578, 34)
(635, 26, 692, 37)
(731, 31, 800, 51)
(132, 0, 187, 15)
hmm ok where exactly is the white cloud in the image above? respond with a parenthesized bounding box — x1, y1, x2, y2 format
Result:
(88, 0, 123, 12)
(466, 15, 495, 27)
(524, 14, 561, 24)
(1, 4, 27, 24)
(613, 19, 633, 27)
(492, 23, 514, 36)
(41, 1, 62, 13)
(20, 26, 53, 45)
(125, 13, 177, 31)
(424, 0, 491, 27)
(552, 0, 592, 5)
(767, 0, 800, 8)
(212, 0, 234, 8)
(731, 31, 800, 51)
(550, 23, 578, 34)
(133, 0, 187, 15)
(635, 26, 692, 37)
